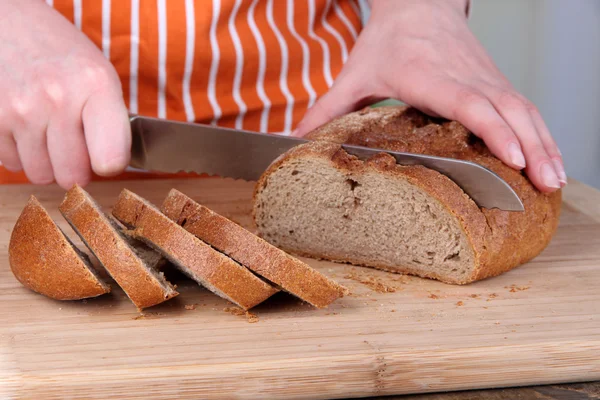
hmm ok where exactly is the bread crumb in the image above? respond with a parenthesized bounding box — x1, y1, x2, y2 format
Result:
(133, 312, 165, 320)
(483, 307, 488, 309)
(456, 301, 464, 307)
(488, 293, 498, 298)
(184, 304, 197, 310)
(505, 285, 530, 293)
(470, 294, 479, 298)
(344, 271, 398, 293)
(224, 307, 259, 323)
(428, 293, 439, 299)
(390, 309, 396, 313)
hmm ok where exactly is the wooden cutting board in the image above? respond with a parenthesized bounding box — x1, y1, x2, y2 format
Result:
(1, 178, 599, 400)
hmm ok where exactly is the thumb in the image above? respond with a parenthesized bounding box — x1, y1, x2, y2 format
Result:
(82, 88, 131, 176)
(292, 80, 363, 138)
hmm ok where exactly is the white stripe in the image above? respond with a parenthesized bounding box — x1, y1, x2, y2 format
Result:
(73, 0, 82, 30)
(267, 0, 294, 134)
(357, 0, 370, 22)
(333, 0, 358, 40)
(349, 0, 362, 20)
(287, 0, 317, 110)
(208, 0, 222, 125)
(229, 0, 247, 130)
(321, 0, 349, 62)
(182, 0, 196, 122)
(129, 0, 140, 114)
(308, 0, 333, 87)
(101, 0, 111, 59)
(247, 0, 271, 133)
(45, 0, 53, 7)
(157, 0, 167, 119)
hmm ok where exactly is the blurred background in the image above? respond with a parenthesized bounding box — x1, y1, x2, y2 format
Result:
(470, 0, 600, 189)
(362, 0, 600, 189)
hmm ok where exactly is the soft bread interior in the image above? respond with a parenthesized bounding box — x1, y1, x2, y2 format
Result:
(254, 156, 475, 282)
(115, 192, 246, 308)
(63, 189, 177, 300)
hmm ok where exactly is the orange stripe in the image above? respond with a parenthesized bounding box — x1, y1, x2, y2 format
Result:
(165, 2, 187, 121)
(137, 0, 159, 117)
(235, 2, 262, 132)
(329, 1, 360, 51)
(53, 0, 75, 24)
(343, 0, 363, 33)
(300, 2, 329, 108)
(189, 3, 215, 124)
(274, 2, 309, 131)
(213, 1, 239, 129)
(315, 1, 345, 81)
(80, 0, 102, 49)
(256, 2, 286, 133)
(109, 2, 132, 110)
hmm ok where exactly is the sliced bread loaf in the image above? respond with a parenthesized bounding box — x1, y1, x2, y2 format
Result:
(161, 189, 348, 308)
(9, 196, 110, 300)
(253, 106, 562, 284)
(112, 189, 278, 310)
(60, 185, 178, 310)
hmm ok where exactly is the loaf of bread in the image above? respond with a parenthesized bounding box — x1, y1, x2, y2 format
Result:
(253, 106, 562, 284)
(112, 189, 279, 310)
(9, 196, 110, 300)
(60, 185, 178, 310)
(161, 189, 348, 308)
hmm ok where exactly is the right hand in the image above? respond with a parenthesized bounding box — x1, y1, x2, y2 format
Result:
(0, 0, 131, 189)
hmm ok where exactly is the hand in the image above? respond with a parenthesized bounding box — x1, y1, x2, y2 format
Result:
(294, 0, 566, 193)
(0, 0, 130, 189)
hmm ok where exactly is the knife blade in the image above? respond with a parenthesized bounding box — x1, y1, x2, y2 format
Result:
(129, 115, 524, 211)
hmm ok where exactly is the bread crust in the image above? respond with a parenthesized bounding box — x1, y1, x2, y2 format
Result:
(60, 185, 178, 310)
(161, 189, 348, 308)
(9, 196, 110, 300)
(113, 189, 278, 309)
(254, 106, 561, 284)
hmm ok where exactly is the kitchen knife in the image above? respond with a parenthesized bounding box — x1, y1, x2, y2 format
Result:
(129, 115, 524, 211)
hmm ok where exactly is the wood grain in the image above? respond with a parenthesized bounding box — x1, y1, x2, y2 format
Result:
(1, 178, 599, 400)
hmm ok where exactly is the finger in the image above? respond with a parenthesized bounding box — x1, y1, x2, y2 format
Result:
(293, 73, 383, 137)
(530, 110, 567, 186)
(292, 83, 359, 137)
(47, 106, 92, 189)
(14, 125, 54, 185)
(0, 134, 23, 172)
(407, 79, 527, 171)
(81, 87, 131, 176)
(485, 89, 560, 192)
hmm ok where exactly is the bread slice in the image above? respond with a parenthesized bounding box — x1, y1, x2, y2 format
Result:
(9, 196, 110, 300)
(161, 189, 348, 308)
(112, 189, 278, 310)
(253, 106, 562, 285)
(60, 185, 178, 310)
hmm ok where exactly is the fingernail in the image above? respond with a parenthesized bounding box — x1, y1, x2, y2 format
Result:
(507, 142, 526, 168)
(291, 129, 299, 137)
(540, 162, 561, 189)
(552, 158, 568, 185)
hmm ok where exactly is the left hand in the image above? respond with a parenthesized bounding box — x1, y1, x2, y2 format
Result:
(293, 0, 566, 193)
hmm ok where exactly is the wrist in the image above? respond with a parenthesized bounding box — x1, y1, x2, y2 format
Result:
(369, 0, 470, 18)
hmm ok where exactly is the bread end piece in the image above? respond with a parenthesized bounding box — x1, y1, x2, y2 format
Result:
(162, 189, 348, 308)
(9, 196, 110, 300)
(60, 185, 178, 310)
